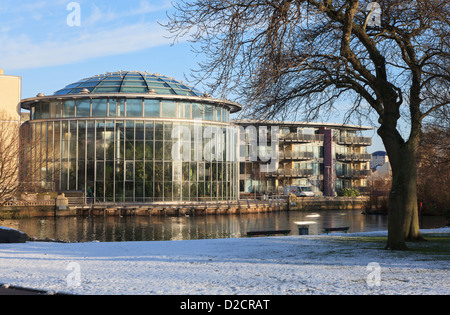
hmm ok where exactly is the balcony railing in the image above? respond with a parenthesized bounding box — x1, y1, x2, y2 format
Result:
(279, 151, 315, 160)
(268, 169, 314, 178)
(336, 153, 372, 162)
(280, 133, 324, 143)
(337, 136, 372, 146)
(337, 169, 372, 178)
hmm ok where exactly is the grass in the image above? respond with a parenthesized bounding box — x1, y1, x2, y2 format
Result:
(326, 234, 450, 258)
(406, 236, 450, 257)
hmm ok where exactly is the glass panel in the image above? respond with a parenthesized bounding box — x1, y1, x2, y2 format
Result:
(154, 162, 163, 181)
(126, 161, 134, 181)
(126, 99, 143, 117)
(49, 101, 62, 118)
(93, 87, 120, 93)
(39, 101, 50, 119)
(192, 103, 203, 120)
(147, 82, 170, 88)
(145, 164, 153, 197)
(145, 141, 153, 160)
(204, 105, 214, 121)
(164, 182, 172, 201)
(145, 122, 154, 140)
(136, 162, 144, 182)
(217, 107, 222, 122)
(155, 123, 164, 141)
(178, 101, 191, 119)
(155, 141, 163, 160)
(54, 89, 72, 95)
(98, 81, 122, 86)
(103, 76, 123, 81)
(78, 121, 86, 159)
(69, 159, 77, 190)
(78, 161, 86, 191)
(125, 121, 134, 140)
(96, 181, 104, 201)
(116, 99, 124, 116)
(135, 122, 144, 141)
(122, 81, 146, 86)
(121, 87, 148, 94)
(92, 99, 107, 117)
(78, 81, 100, 88)
(108, 98, 116, 117)
(105, 161, 114, 181)
(152, 88, 175, 94)
(76, 99, 91, 117)
(69, 88, 94, 94)
(164, 141, 173, 160)
(144, 99, 160, 117)
(161, 100, 177, 117)
(125, 141, 134, 160)
(63, 100, 75, 117)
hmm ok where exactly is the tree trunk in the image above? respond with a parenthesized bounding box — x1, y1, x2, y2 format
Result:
(383, 139, 424, 250)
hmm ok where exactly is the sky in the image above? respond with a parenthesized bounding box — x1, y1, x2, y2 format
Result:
(0, 0, 384, 153)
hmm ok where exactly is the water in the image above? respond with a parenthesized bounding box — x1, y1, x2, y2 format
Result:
(2, 210, 447, 242)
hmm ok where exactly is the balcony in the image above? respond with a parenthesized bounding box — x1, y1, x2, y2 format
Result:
(280, 133, 324, 143)
(337, 169, 372, 178)
(279, 151, 314, 160)
(337, 136, 372, 146)
(268, 169, 314, 178)
(336, 153, 372, 162)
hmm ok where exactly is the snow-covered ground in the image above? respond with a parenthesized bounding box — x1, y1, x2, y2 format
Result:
(0, 228, 449, 295)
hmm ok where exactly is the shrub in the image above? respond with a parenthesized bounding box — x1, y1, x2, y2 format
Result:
(338, 188, 360, 197)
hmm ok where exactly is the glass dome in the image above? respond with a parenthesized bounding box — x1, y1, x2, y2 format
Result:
(53, 71, 204, 97)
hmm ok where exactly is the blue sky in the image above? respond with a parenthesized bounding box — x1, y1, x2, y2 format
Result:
(0, 0, 384, 152)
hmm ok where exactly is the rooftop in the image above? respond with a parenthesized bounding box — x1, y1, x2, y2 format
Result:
(52, 71, 204, 97)
(234, 119, 375, 131)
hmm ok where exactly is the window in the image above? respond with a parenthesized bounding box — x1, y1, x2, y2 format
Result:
(205, 105, 214, 121)
(126, 99, 143, 117)
(92, 99, 107, 117)
(178, 101, 191, 119)
(192, 103, 203, 120)
(50, 101, 62, 118)
(63, 100, 75, 117)
(144, 99, 160, 117)
(161, 100, 177, 117)
(76, 99, 90, 117)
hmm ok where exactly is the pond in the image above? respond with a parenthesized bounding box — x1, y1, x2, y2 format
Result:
(1, 210, 447, 242)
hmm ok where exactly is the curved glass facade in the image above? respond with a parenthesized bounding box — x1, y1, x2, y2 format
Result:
(21, 72, 240, 203)
(30, 97, 230, 122)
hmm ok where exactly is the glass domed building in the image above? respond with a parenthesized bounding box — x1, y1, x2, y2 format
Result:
(20, 71, 241, 203)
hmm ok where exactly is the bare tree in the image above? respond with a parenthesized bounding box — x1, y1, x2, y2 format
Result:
(0, 111, 21, 207)
(0, 111, 43, 207)
(417, 123, 450, 216)
(165, 0, 450, 249)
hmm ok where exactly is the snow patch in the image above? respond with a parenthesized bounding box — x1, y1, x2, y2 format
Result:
(0, 228, 448, 295)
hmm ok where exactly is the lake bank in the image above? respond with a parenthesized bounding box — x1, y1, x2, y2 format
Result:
(1, 209, 447, 243)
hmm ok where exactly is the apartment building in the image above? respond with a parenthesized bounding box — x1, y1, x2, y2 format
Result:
(236, 120, 373, 196)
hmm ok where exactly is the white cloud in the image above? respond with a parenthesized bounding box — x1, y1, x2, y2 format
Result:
(0, 22, 176, 70)
(84, 0, 173, 27)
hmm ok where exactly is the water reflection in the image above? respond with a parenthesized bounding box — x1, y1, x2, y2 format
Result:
(2, 210, 447, 242)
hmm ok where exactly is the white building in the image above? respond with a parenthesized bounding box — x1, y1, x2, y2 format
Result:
(370, 151, 388, 170)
